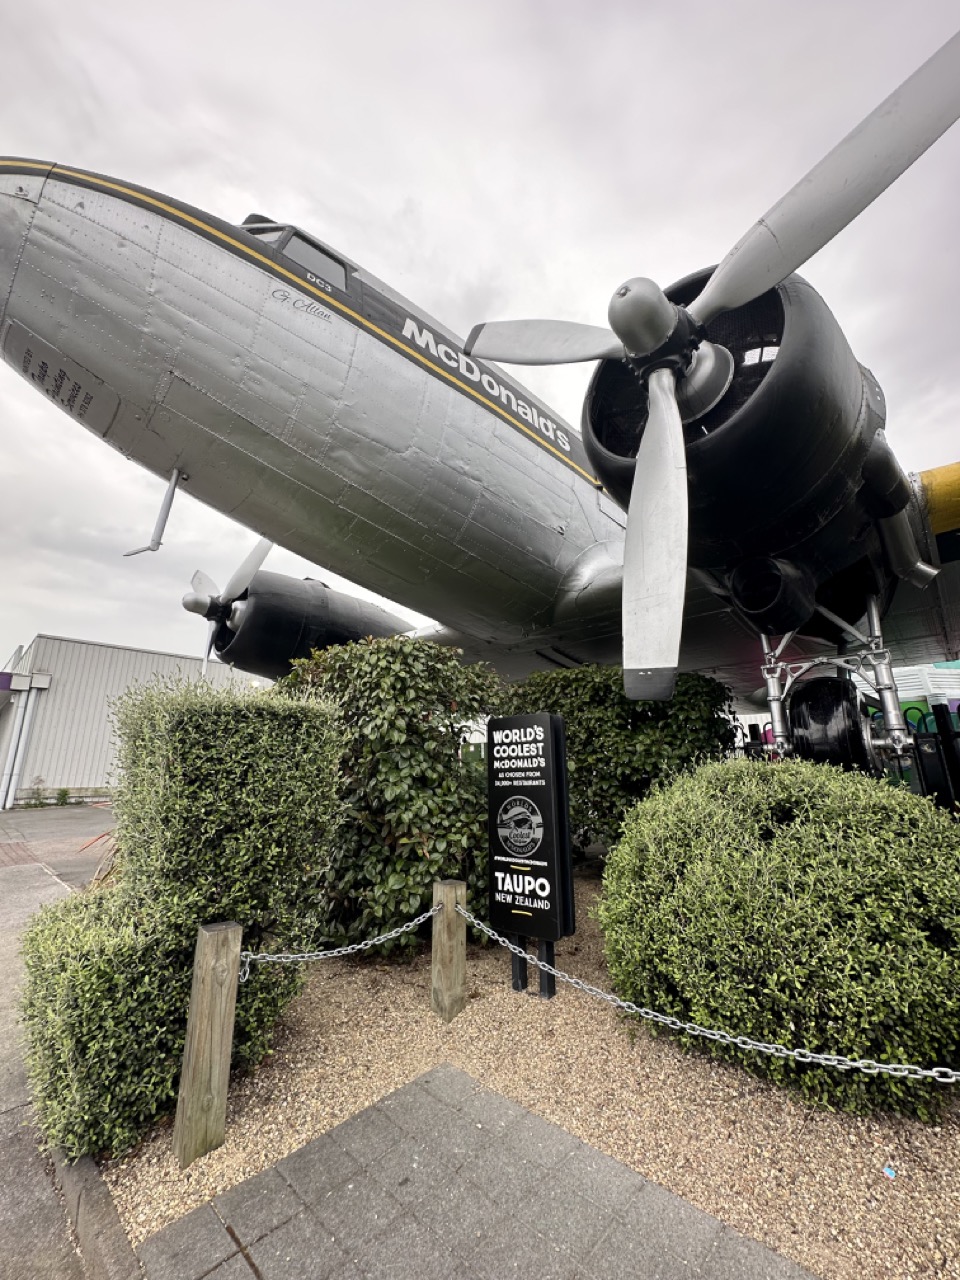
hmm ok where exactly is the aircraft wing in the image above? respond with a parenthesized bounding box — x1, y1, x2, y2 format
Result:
(675, 574, 835, 707)
(876, 553, 960, 669)
(675, 555, 960, 707)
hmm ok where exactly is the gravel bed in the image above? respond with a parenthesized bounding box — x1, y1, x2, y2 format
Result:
(103, 871, 959, 1279)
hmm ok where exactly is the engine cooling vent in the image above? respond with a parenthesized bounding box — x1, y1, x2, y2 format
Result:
(686, 286, 784, 438)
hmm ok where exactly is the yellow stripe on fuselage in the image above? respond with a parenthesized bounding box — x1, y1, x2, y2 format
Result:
(920, 461, 960, 535)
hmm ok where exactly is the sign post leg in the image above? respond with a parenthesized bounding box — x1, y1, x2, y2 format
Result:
(509, 934, 528, 991)
(538, 940, 556, 999)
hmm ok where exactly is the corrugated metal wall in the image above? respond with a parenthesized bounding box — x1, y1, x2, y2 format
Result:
(10, 635, 270, 800)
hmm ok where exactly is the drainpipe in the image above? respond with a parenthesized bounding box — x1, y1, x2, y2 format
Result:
(0, 676, 31, 809)
(2, 673, 52, 809)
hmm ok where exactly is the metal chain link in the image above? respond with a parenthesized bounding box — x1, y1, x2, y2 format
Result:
(239, 903, 442, 982)
(455, 904, 960, 1085)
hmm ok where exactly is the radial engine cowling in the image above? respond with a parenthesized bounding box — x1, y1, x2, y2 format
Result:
(581, 268, 918, 638)
(213, 571, 407, 680)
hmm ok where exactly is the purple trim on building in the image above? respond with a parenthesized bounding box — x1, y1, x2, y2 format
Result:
(0, 673, 12, 691)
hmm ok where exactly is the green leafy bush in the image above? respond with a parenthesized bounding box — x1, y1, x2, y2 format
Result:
(597, 757, 960, 1119)
(284, 636, 501, 948)
(500, 666, 734, 847)
(21, 684, 341, 1157)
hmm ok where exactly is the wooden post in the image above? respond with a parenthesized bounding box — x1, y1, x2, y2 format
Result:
(173, 922, 242, 1169)
(431, 880, 466, 1023)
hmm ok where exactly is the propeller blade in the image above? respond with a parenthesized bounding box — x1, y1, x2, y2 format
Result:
(622, 367, 688, 701)
(220, 537, 274, 602)
(464, 319, 623, 365)
(688, 29, 960, 325)
(191, 569, 219, 598)
(201, 618, 217, 676)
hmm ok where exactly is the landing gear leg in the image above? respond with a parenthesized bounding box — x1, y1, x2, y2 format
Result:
(863, 597, 909, 755)
(756, 597, 908, 772)
(760, 633, 793, 756)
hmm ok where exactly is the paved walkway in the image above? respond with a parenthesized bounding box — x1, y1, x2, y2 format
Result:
(139, 1066, 817, 1280)
(0, 805, 112, 1280)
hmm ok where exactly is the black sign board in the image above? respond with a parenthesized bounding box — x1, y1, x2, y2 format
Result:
(486, 713, 575, 943)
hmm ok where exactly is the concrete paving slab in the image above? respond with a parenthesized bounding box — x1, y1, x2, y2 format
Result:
(275, 1131, 363, 1204)
(0, 804, 114, 846)
(615, 1177, 726, 1270)
(703, 1226, 817, 1280)
(204, 1255, 257, 1278)
(213, 1166, 304, 1247)
(499, 1107, 585, 1169)
(464, 1209, 579, 1280)
(331, 1096, 407, 1162)
(579, 1219, 672, 1280)
(245, 1208, 360, 1280)
(310, 1176, 406, 1253)
(0, 808, 114, 1280)
(137, 1202, 239, 1279)
(0, 1108, 84, 1280)
(138, 1066, 820, 1280)
(351, 1214, 478, 1280)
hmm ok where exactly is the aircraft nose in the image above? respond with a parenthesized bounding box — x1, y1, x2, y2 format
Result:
(0, 164, 51, 329)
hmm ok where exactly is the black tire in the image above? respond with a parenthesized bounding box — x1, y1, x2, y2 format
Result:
(787, 676, 881, 775)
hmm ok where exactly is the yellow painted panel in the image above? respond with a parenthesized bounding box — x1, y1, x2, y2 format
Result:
(919, 462, 960, 534)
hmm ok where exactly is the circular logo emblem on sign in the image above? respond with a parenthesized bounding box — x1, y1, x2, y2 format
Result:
(496, 796, 544, 857)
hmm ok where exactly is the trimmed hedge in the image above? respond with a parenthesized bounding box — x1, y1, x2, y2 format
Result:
(284, 636, 501, 948)
(597, 757, 960, 1119)
(500, 666, 734, 847)
(21, 684, 341, 1158)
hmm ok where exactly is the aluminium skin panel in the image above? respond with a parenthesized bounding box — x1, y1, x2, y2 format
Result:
(1, 166, 615, 652)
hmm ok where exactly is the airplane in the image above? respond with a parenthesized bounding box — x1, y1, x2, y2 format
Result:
(1, 30, 959, 775)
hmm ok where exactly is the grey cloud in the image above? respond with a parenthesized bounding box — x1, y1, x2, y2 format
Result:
(2, 0, 959, 659)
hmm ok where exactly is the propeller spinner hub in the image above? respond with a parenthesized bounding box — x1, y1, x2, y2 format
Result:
(182, 590, 214, 618)
(607, 277, 678, 357)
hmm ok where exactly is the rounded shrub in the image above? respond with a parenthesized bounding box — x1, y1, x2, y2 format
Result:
(596, 757, 960, 1119)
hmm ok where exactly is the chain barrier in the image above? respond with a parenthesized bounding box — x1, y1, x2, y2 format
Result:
(238, 903, 442, 982)
(455, 904, 960, 1085)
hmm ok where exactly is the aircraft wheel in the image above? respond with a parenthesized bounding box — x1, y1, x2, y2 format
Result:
(787, 677, 881, 775)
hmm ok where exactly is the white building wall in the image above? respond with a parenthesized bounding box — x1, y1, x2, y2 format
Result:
(4, 635, 270, 803)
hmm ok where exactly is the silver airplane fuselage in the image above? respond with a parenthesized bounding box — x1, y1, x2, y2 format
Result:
(0, 160, 626, 673)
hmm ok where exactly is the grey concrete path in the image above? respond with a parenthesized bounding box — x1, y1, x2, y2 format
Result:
(139, 1066, 817, 1280)
(0, 804, 112, 1280)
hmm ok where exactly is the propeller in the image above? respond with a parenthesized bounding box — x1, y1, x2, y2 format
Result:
(182, 537, 274, 674)
(466, 29, 960, 699)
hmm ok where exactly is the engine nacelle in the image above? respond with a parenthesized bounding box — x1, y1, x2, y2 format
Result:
(213, 571, 407, 679)
(582, 268, 922, 639)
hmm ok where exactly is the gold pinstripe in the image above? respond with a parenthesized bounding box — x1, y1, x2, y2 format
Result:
(1, 160, 598, 484)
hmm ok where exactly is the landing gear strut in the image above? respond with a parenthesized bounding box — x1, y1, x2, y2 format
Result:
(758, 596, 908, 773)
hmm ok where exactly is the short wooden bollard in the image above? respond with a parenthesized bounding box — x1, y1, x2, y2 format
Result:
(173, 922, 242, 1169)
(431, 880, 466, 1023)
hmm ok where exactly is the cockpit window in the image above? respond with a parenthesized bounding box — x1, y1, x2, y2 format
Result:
(246, 226, 284, 245)
(281, 233, 347, 292)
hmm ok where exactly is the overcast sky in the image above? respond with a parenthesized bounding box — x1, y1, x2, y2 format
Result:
(2, 1, 959, 667)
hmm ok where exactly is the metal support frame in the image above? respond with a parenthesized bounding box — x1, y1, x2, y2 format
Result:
(758, 595, 910, 758)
